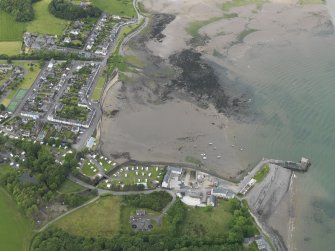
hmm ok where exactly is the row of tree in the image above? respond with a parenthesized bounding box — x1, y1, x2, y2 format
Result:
(0, 0, 37, 22)
(123, 191, 172, 212)
(48, 0, 102, 21)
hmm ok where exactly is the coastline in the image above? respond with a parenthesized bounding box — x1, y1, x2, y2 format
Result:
(96, 0, 330, 250)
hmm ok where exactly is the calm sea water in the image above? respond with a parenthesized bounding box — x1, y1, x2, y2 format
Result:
(227, 32, 335, 250)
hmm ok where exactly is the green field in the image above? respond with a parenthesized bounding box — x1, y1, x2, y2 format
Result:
(0, 41, 22, 55)
(58, 179, 86, 194)
(0, 11, 26, 41)
(54, 196, 121, 238)
(181, 200, 236, 237)
(26, 0, 69, 36)
(0, 188, 33, 251)
(92, 0, 136, 18)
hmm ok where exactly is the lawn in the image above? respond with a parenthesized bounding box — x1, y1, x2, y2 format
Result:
(91, 75, 106, 101)
(181, 200, 234, 237)
(26, 0, 69, 36)
(54, 196, 121, 238)
(222, 0, 266, 11)
(58, 179, 86, 194)
(253, 164, 270, 182)
(0, 11, 26, 41)
(0, 41, 22, 55)
(0, 187, 33, 251)
(92, 0, 136, 18)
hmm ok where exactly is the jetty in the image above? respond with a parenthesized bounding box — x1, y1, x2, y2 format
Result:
(270, 157, 311, 172)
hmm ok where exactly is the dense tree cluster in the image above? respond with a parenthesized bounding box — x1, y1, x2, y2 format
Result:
(123, 191, 172, 212)
(49, 0, 102, 21)
(0, 137, 78, 216)
(0, 0, 37, 22)
(31, 199, 259, 251)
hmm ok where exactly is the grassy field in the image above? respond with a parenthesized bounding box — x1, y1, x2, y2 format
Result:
(0, 41, 22, 55)
(54, 196, 121, 238)
(1, 62, 40, 107)
(0, 187, 33, 251)
(91, 75, 106, 101)
(181, 200, 234, 237)
(0, 11, 26, 41)
(222, 0, 266, 11)
(92, 0, 136, 18)
(253, 164, 270, 182)
(58, 180, 86, 194)
(26, 0, 69, 35)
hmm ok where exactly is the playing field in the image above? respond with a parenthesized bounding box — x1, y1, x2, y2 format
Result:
(54, 196, 121, 238)
(0, 187, 33, 251)
(0, 11, 26, 41)
(6, 89, 27, 112)
(26, 0, 69, 35)
(92, 0, 136, 17)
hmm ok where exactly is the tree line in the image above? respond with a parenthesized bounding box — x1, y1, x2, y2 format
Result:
(48, 0, 102, 21)
(0, 0, 37, 22)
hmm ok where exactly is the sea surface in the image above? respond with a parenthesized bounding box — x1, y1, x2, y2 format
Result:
(227, 28, 335, 250)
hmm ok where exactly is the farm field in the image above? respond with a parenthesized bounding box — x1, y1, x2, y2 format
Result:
(26, 0, 69, 35)
(54, 196, 121, 238)
(92, 0, 136, 18)
(0, 187, 33, 251)
(0, 11, 26, 41)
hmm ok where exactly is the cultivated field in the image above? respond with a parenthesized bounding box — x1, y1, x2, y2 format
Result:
(92, 0, 136, 18)
(26, 0, 68, 36)
(54, 196, 121, 238)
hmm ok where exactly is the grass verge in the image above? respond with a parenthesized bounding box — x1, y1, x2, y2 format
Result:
(253, 164, 270, 182)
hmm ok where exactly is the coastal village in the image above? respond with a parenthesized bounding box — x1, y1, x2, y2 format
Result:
(0, 0, 315, 250)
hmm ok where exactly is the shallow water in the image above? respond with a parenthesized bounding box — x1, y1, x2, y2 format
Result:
(227, 34, 335, 250)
